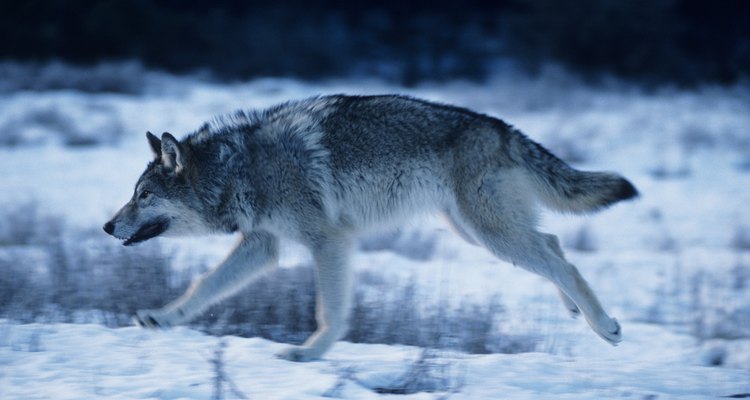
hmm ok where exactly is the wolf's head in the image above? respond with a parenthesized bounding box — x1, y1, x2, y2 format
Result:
(103, 132, 211, 245)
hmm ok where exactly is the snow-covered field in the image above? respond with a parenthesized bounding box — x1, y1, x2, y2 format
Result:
(2, 322, 747, 399)
(1, 66, 749, 398)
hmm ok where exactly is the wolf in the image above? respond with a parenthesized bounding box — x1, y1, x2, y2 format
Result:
(103, 94, 637, 361)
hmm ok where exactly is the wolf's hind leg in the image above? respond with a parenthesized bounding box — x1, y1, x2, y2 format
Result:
(453, 146, 619, 343)
(514, 232, 620, 344)
(546, 258, 621, 345)
(541, 233, 581, 318)
(134, 231, 279, 329)
(277, 234, 354, 362)
(467, 221, 621, 345)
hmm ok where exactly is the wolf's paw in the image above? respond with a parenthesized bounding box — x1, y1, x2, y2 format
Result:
(133, 309, 177, 329)
(275, 346, 321, 362)
(594, 318, 622, 346)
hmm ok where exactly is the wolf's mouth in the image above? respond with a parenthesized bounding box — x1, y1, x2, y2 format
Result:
(123, 219, 169, 246)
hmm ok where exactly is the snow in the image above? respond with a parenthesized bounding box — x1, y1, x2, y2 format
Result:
(1, 322, 747, 399)
(1, 67, 750, 398)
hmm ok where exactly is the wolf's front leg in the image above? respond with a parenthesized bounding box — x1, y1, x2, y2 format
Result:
(134, 231, 279, 329)
(277, 234, 354, 362)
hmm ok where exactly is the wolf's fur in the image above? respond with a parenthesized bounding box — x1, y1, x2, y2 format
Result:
(104, 95, 637, 361)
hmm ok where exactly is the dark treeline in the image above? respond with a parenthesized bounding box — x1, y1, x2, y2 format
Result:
(1, 0, 748, 86)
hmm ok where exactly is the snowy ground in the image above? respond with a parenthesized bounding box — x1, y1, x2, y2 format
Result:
(0, 322, 748, 399)
(1, 66, 749, 398)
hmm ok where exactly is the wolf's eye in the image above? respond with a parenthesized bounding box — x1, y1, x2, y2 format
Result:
(139, 190, 151, 200)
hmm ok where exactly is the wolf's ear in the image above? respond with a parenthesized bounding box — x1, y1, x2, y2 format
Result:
(146, 131, 162, 159)
(160, 132, 186, 173)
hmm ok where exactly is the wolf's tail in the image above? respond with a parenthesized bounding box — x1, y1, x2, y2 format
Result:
(514, 132, 638, 214)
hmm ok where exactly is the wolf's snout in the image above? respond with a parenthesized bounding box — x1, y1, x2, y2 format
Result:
(103, 221, 115, 235)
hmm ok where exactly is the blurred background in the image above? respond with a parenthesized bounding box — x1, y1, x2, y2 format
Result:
(2, 0, 749, 87)
(1, 1, 749, 397)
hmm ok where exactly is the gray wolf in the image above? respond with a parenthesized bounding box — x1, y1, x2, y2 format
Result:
(103, 94, 637, 361)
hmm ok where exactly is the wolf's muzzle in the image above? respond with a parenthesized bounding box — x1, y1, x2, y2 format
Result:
(103, 218, 169, 246)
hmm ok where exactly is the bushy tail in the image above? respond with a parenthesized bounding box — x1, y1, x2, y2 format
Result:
(516, 134, 638, 214)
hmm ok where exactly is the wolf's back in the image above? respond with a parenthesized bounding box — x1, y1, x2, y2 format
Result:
(513, 132, 638, 214)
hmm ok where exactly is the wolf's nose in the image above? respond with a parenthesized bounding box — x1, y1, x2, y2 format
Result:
(103, 221, 115, 235)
